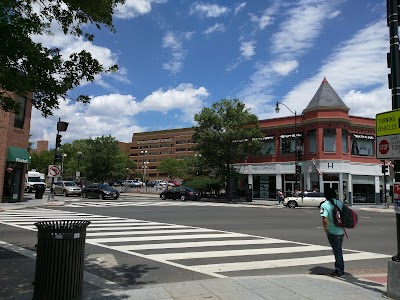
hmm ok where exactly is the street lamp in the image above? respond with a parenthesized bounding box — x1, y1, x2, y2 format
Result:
(275, 102, 299, 192)
(76, 151, 83, 180)
(142, 161, 148, 192)
(61, 153, 67, 176)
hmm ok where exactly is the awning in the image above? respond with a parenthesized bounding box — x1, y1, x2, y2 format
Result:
(7, 146, 30, 164)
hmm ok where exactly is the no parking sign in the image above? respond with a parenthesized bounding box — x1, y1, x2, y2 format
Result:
(393, 183, 400, 214)
(48, 165, 61, 177)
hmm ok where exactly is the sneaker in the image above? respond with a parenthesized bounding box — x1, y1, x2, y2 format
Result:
(328, 271, 343, 277)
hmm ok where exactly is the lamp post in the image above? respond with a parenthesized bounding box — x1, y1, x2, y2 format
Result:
(76, 151, 83, 180)
(61, 153, 67, 177)
(140, 150, 148, 191)
(275, 102, 299, 193)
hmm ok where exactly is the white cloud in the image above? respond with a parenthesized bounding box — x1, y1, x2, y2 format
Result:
(162, 31, 194, 75)
(329, 10, 341, 19)
(278, 19, 389, 118)
(190, 2, 229, 18)
(141, 84, 209, 119)
(272, 1, 338, 58)
(240, 41, 256, 59)
(203, 23, 226, 35)
(115, 0, 167, 19)
(234, 2, 247, 15)
(271, 60, 299, 76)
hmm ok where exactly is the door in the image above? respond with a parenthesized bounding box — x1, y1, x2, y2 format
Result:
(324, 182, 339, 194)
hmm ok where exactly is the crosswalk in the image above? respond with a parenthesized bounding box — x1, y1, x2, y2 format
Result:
(0, 208, 390, 278)
(64, 199, 270, 208)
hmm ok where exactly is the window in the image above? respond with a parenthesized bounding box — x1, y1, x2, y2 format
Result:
(130, 146, 138, 150)
(258, 139, 275, 155)
(307, 130, 316, 153)
(176, 148, 186, 152)
(351, 134, 374, 156)
(139, 145, 148, 149)
(342, 130, 349, 153)
(176, 140, 186, 144)
(150, 145, 159, 148)
(14, 95, 26, 129)
(323, 129, 336, 152)
(280, 135, 296, 154)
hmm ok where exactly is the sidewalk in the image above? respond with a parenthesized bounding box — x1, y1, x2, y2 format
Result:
(0, 193, 394, 299)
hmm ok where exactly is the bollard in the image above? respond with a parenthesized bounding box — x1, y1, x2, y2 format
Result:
(33, 220, 91, 300)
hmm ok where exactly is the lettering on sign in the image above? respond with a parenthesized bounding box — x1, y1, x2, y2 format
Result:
(252, 165, 276, 171)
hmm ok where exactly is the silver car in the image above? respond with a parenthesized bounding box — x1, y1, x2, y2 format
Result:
(54, 181, 82, 197)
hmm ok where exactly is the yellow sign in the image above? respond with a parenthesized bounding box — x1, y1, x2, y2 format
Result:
(376, 109, 400, 137)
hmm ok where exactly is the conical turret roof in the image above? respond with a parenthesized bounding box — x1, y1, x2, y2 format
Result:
(303, 78, 349, 113)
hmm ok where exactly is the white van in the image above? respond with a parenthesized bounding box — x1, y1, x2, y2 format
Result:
(25, 170, 46, 192)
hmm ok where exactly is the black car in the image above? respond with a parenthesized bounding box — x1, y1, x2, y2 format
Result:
(82, 183, 120, 199)
(160, 186, 201, 201)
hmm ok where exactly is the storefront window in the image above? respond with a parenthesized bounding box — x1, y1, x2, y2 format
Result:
(352, 175, 375, 204)
(323, 129, 336, 152)
(350, 134, 374, 156)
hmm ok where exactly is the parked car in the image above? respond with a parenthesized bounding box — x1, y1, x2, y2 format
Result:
(168, 180, 182, 186)
(283, 191, 326, 208)
(146, 180, 156, 187)
(53, 181, 82, 197)
(160, 186, 201, 201)
(123, 180, 143, 187)
(353, 193, 367, 203)
(82, 183, 120, 199)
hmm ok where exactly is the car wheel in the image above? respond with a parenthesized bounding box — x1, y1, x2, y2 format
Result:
(180, 195, 186, 202)
(63, 190, 68, 197)
(287, 200, 297, 208)
(100, 193, 105, 200)
(113, 196, 118, 199)
(28, 188, 32, 193)
(161, 194, 166, 200)
(82, 192, 87, 198)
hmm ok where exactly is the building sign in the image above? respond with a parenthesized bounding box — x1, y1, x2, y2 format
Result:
(252, 165, 276, 171)
(280, 133, 303, 139)
(137, 138, 172, 144)
(352, 134, 374, 140)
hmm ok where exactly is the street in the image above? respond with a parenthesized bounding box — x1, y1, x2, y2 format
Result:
(0, 193, 396, 298)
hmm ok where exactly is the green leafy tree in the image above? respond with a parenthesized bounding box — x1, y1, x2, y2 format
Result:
(29, 150, 54, 173)
(84, 135, 135, 182)
(1, 0, 123, 115)
(158, 158, 184, 180)
(193, 99, 263, 200)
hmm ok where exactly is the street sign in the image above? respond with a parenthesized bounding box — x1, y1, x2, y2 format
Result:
(48, 165, 61, 177)
(393, 183, 400, 214)
(376, 108, 400, 137)
(376, 136, 400, 159)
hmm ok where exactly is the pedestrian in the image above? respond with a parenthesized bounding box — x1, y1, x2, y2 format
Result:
(320, 188, 345, 277)
(277, 189, 284, 204)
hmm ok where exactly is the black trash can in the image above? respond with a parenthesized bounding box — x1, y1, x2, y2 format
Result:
(35, 185, 45, 199)
(33, 220, 91, 300)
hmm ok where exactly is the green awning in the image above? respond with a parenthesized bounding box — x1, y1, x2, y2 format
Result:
(7, 146, 30, 164)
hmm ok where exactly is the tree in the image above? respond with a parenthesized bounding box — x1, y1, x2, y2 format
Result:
(158, 158, 183, 180)
(0, 0, 123, 116)
(29, 150, 54, 173)
(84, 135, 135, 182)
(193, 99, 263, 200)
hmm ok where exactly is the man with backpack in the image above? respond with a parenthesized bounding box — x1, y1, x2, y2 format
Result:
(320, 188, 345, 277)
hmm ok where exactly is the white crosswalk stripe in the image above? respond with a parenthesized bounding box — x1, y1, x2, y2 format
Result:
(64, 200, 270, 208)
(0, 208, 390, 278)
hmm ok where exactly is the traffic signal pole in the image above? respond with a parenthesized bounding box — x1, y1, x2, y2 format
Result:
(387, 0, 400, 262)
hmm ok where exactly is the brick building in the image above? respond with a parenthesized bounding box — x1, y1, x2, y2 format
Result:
(0, 92, 33, 202)
(122, 79, 384, 204)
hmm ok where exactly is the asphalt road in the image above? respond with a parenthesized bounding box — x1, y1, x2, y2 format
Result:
(0, 195, 396, 289)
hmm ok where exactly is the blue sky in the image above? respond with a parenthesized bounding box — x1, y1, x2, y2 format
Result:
(30, 0, 389, 149)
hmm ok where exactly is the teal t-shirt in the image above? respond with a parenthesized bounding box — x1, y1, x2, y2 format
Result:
(320, 199, 345, 235)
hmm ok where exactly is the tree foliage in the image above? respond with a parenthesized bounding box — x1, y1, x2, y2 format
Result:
(29, 135, 135, 182)
(158, 158, 184, 180)
(0, 0, 123, 116)
(193, 99, 263, 199)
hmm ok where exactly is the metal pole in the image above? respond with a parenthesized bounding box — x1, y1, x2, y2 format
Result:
(383, 160, 388, 208)
(388, 0, 400, 262)
(294, 111, 298, 192)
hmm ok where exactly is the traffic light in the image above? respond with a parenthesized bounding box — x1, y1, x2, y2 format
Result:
(55, 134, 62, 148)
(295, 164, 302, 175)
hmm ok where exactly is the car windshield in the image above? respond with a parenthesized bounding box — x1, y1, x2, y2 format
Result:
(64, 182, 77, 186)
(28, 177, 41, 182)
(97, 184, 111, 189)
